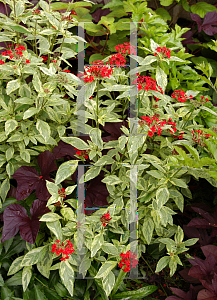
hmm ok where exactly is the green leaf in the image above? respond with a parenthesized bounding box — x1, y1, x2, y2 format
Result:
(140, 55, 157, 65)
(142, 217, 154, 245)
(6, 147, 14, 161)
(170, 178, 188, 188)
(7, 133, 24, 142)
(155, 256, 170, 273)
(102, 271, 115, 297)
(1, 178, 10, 202)
(95, 261, 117, 279)
(60, 207, 76, 221)
(15, 1, 25, 17)
(34, 284, 47, 300)
(191, 2, 217, 18)
(160, 0, 173, 5)
(155, 8, 171, 21)
(5, 270, 22, 286)
(84, 166, 101, 182)
(169, 189, 184, 212)
(89, 54, 104, 64)
(0, 273, 4, 286)
(22, 266, 32, 292)
(101, 243, 118, 256)
(55, 160, 78, 185)
(6, 79, 20, 95)
(111, 269, 126, 296)
(156, 187, 169, 209)
(7, 256, 24, 276)
(9, 24, 30, 34)
(146, 170, 164, 179)
(94, 155, 115, 166)
(90, 128, 103, 149)
(201, 106, 217, 116)
(23, 107, 39, 120)
(36, 120, 51, 143)
(184, 238, 199, 246)
(59, 260, 74, 297)
(39, 212, 62, 222)
(46, 181, 59, 195)
(156, 66, 167, 92)
(46, 221, 63, 241)
(5, 119, 18, 136)
(21, 246, 47, 267)
(61, 137, 90, 150)
(101, 175, 122, 185)
(32, 74, 42, 92)
(113, 285, 158, 299)
(37, 248, 53, 279)
(20, 150, 30, 163)
(91, 233, 104, 257)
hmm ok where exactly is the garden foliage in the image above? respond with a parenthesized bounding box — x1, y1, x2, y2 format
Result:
(0, 0, 217, 299)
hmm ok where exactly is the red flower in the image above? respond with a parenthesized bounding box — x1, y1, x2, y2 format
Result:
(52, 240, 75, 261)
(118, 251, 138, 272)
(84, 60, 113, 83)
(192, 130, 211, 146)
(0, 60, 5, 65)
(115, 42, 136, 55)
(63, 69, 71, 73)
(25, 59, 30, 63)
(109, 53, 126, 66)
(100, 211, 112, 227)
(33, 8, 40, 15)
(41, 55, 48, 62)
(154, 46, 171, 59)
(171, 89, 188, 102)
(74, 148, 90, 160)
(58, 188, 66, 199)
(139, 115, 177, 137)
(132, 75, 163, 101)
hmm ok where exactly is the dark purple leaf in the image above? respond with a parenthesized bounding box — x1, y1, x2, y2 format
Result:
(1, 199, 50, 244)
(179, 268, 201, 283)
(190, 13, 202, 32)
(187, 218, 211, 228)
(169, 287, 187, 299)
(197, 289, 217, 300)
(181, 31, 201, 45)
(92, 7, 111, 23)
(202, 11, 217, 35)
(103, 121, 128, 139)
(12, 166, 40, 201)
(201, 245, 217, 263)
(191, 207, 215, 223)
(37, 150, 57, 176)
(166, 297, 181, 300)
(53, 140, 77, 160)
(183, 225, 215, 246)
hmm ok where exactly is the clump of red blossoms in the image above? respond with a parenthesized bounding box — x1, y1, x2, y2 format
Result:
(139, 115, 177, 138)
(0, 60, 5, 65)
(51, 240, 75, 261)
(132, 75, 163, 101)
(33, 8, 40, 14)
(192, 130, 211, 147)
(74, 148, 90, 159)
(115, 42, 136, 55)
(2, 45, 26, 60)
(154, 47, 171, 59)
(41, 55, 48, 62)
(171, 89, 193, 103)
(58, 188, 66, 198)
(100, 211, 112, 227)
(109, 53, 126, 66)
(118, 251, 138, 272)
(61, 10, 77, 21)
(84, 60, 113, 83)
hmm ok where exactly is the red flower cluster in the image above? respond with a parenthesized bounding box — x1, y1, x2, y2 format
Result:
(41, 55, 48, 62)
(0, 60, 5, 65)
(192, 130, 211, 146)
(84, 60, 113, 83)
(100, 211, 112, 227)
(58, 188, 66, 198)
(74, 148, 90, 159)
(173, 132, 184, 139)
(61, 10, 77, 21)
(133, 75, 163, 95)
(154, 47, 171, 59)
(33, 8, 40, 14)
(63, 69, 71, 73)
(2, 45, 25, 59)
(115, 42, 136, 55)
(109, 53, 126, 66)
(51, 240, 75, 261)
(54, 200, 62, 207)
(171, 89, 192, 103)
(118, 251, 138, 272)
(139, 115, 177, 137)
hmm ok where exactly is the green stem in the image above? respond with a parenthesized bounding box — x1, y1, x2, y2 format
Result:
(182, 106, 194, 128)
(96, 80, 99, 129)
(141, 255, 168, 297)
